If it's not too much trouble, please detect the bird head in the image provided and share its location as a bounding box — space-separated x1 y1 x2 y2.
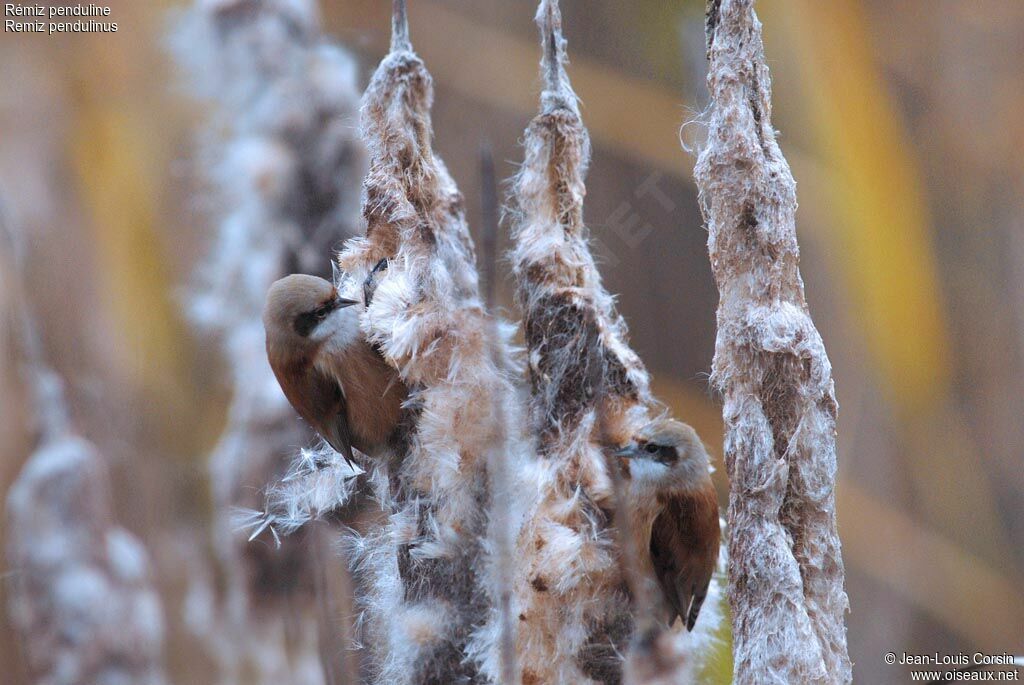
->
614 418 711 492
263 274 361 351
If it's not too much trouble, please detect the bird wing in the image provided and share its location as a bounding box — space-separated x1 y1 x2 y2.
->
304 367 356 465
272 357 356 465
649 487 720 631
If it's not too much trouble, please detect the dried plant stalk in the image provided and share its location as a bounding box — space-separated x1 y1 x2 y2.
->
7 431 169 685
335 3 520 682
694 1 852 683
477 145 519 685
3 220 167 685
509 3 664 683
173 1 365 682
508 4 726 683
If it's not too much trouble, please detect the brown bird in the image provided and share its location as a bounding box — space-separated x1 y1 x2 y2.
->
615 418 721 631
263 274 407 465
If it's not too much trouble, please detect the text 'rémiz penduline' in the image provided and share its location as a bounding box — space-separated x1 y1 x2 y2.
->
5 4 117 34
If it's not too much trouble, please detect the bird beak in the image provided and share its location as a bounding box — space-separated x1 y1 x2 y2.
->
614 443 641 459
335 296 360 309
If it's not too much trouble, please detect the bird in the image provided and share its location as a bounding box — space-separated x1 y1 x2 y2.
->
263 273 407 465
614 417 721 631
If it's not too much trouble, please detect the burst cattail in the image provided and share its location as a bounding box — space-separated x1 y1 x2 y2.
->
508 2 723 683
331 2 521 682
694 1 852 682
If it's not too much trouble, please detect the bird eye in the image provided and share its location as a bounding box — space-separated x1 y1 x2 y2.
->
294 302 335 337
644 443 660 454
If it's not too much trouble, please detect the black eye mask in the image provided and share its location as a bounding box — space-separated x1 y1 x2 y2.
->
642 442 678 465
657 445 679 464
294 300 340 337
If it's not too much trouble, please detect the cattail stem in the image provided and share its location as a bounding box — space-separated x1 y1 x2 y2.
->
538 0 562 94
484 324 519 685
480 161 516 685
479 143 499 310
391 0 410 53
590 351 658 634
14 299 71 442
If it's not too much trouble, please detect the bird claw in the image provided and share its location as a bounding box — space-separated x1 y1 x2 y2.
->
363 258 389 307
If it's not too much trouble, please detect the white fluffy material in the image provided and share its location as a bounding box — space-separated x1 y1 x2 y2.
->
236 445 364 541
333 17 523 683
6 435 168 685
506 3 725 683
694 1 852 683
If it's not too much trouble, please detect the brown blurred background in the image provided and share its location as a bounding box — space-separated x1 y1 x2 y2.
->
1 1 1022 683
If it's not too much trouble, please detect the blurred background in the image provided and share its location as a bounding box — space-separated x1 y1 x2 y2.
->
1 1 1022 683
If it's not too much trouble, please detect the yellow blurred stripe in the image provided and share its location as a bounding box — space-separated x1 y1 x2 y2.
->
70 94 187 401
771 0 1009 563
775 0 950 415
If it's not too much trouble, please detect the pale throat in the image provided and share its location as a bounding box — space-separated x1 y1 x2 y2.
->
315 306 362 357
630 454 710 494
625 462 665 512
